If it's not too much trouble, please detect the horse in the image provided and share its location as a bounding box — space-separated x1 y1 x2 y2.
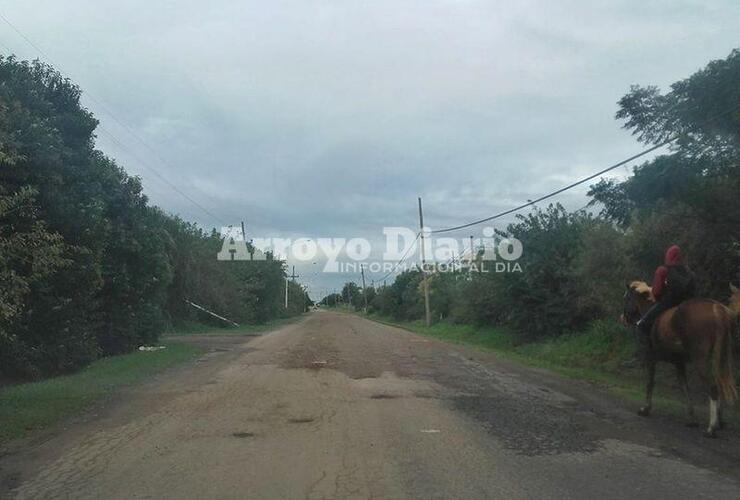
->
622 281 737 437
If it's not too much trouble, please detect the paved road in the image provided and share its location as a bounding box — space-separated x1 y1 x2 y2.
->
3 311 740 499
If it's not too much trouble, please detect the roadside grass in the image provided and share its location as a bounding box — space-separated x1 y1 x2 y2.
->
363 313 740 425
0 315 306 446
165 315 304 336
0 341 202 445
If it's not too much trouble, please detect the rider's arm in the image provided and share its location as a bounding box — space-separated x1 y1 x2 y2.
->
651 266 667 299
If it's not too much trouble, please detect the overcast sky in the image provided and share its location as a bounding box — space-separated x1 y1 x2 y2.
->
1 0 738 297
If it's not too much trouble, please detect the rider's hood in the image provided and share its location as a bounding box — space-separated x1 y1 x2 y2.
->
664 245 683 265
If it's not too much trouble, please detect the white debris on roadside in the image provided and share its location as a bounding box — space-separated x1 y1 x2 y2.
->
138 346 167 352
420 429 441 433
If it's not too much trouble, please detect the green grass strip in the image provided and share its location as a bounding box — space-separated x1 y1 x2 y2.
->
0 341 202 445
361 312 739 425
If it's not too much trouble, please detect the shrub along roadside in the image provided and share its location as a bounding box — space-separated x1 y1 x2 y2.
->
0 341 202 445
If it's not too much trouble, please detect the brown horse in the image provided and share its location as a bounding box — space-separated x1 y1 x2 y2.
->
622 281 737 437
730 284 740 317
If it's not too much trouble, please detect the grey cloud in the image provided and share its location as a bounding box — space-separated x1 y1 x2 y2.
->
2 0 738 296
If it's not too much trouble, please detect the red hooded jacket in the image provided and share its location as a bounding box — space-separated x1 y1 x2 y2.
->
651 245 683 300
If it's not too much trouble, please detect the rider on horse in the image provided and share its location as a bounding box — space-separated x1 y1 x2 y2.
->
636 244 697 341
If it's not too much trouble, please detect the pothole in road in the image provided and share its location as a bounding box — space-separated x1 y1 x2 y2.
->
452 394 601 456
370 394 399 399
232 432 255 438
288 417 315 424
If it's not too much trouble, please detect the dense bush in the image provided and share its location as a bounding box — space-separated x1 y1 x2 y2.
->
333 49 740 343
0 57 303 379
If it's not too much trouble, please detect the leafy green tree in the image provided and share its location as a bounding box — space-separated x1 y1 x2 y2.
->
591 48 740 297
1 56 106 375
0 186 70 376
341 282 361 309
0 56 305 378
321 293 342 307
362 286 376 310
373 50 739 344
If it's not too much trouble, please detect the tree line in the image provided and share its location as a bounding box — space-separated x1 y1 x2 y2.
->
0 56 307 379
328 49 740 342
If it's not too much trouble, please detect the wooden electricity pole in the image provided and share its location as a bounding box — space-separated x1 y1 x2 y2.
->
241 220 255 260
285 265 299 309
418 197 431 327
469 235 475 277
360 264 368 313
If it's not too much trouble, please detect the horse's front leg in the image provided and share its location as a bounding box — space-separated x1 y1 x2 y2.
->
676 362 697 427
638 356 656 417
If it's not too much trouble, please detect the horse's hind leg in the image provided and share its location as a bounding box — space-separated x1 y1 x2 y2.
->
705 385 720 438
638 356 656 417
695 357 720 437
676 362 697 427
718 402 726 430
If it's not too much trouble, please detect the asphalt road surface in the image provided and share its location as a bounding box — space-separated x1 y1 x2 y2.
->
2 311 740 499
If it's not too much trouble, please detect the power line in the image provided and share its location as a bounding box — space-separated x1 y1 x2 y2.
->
431 103 740 235
0 12 49 60
0 11 228 229
430 138 674 234
376 232 420 283
96 125 225 227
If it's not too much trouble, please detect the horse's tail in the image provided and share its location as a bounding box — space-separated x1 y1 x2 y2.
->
713 304 737 404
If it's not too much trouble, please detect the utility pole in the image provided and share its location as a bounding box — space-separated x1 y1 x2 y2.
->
285 265 299 309
469 235 475 277
241 220 255 260
241 220 253 261
418 197 431 327
360 264 368 313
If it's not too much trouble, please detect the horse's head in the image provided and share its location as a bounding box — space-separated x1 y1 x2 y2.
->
620 281 654 326
729 283 740 317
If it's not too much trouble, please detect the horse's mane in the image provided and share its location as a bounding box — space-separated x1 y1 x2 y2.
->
630 280 653 298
